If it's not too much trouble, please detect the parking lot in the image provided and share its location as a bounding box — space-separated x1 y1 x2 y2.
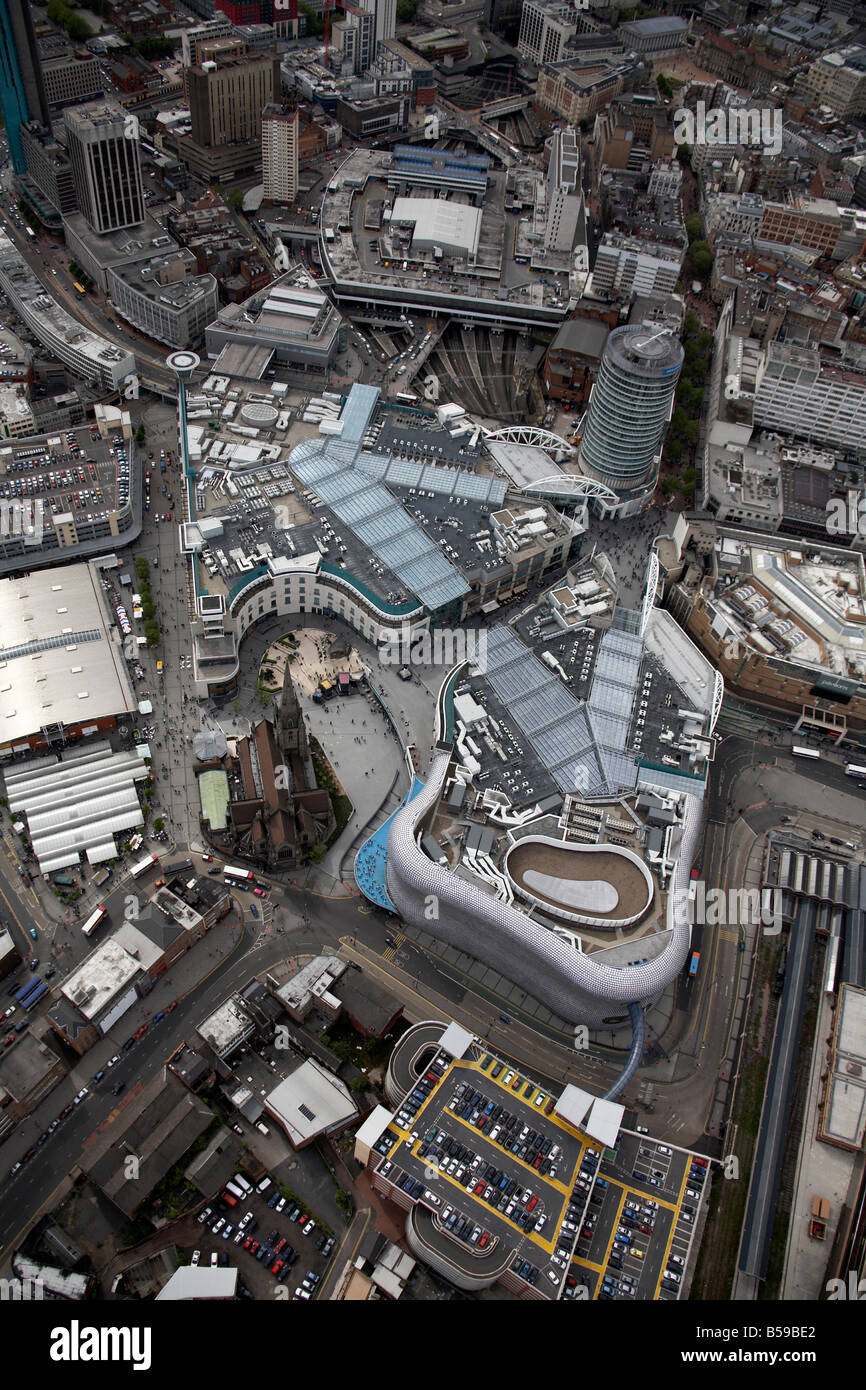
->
191 1167 336 1300
568 1132 707 1301
0 425 132 521
372 1043 709 1301
372 1049 603 1297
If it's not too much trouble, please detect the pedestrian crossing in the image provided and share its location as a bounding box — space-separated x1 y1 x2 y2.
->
383 931 406 963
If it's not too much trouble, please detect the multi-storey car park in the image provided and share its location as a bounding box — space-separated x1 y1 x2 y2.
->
317 146 585 329
0 232 137 395
355 1021 708 1300
0 421 141 573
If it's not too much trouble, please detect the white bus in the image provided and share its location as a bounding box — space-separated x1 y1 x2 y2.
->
395 391 418 404
792 746 820 760
81 906 107 938
130 853 159 879
224 865 254 883
845 764 866 778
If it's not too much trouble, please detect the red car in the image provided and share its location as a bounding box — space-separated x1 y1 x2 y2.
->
270 1260 284 1276
526 1196 538 1213
201 854 213 862
243 1236 255 1251
476 1115 487 1129
533 1154 543 1169
638 1223 652 1234
273 1238 287 1255
693 1157 708 1168
253 888 265 897
166 1001 177 1013
479 1233 490 1249
134 1025 148 1039
474 1181 485 1195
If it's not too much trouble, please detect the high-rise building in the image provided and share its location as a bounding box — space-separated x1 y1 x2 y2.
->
188 52 280 147
334 4 376 73
544 126 584 254
579 324 683 515
262 102 299 204
0 0 50 173
20 122 78 220
357 0 396 55
518 0 576 66
63 102 145 235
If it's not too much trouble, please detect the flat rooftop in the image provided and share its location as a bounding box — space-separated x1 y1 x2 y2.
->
0 562 138 744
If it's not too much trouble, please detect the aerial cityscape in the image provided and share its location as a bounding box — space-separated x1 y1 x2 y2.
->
0 0 865 1337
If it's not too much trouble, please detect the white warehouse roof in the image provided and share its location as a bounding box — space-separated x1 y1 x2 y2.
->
0 562 137 747
390 197 482 259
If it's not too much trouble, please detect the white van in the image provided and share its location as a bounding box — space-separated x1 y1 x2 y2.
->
256 1176 272 1195
256 1121 270 1136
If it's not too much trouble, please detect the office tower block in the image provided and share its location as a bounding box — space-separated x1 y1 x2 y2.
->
64 101 145 235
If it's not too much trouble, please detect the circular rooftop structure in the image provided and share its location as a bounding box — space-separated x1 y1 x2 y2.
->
504 836 653 929
240 401 279 426
166 350 201 379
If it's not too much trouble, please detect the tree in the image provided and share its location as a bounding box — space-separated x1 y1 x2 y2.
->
685 213 703 244
133 36 175 60
661 476 680 496
46 1 93 41
231 698 242 716
688 241 713 277
144 619 160 647
299 1 324 36
666 439 683 463
656 74 674 99
309 844 325 863
154 818 165 833
135 423 146 445
226 188 244 212
349 1075 367 1092
671 407 690 438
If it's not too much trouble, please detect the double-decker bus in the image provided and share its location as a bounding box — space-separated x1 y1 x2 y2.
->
81 906 107 938
130 853 158 879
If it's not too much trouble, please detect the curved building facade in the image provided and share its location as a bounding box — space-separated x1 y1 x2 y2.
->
579 325 683 515
385 747 704 1029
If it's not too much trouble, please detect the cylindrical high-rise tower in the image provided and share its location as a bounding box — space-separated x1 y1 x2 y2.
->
579 324 683 515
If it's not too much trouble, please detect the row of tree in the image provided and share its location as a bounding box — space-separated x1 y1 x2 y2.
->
134 556 161 647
